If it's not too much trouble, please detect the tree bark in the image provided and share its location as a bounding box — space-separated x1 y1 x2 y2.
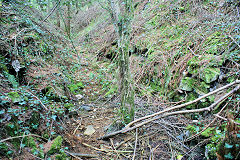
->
65 2 71 37
109 0 135 123
56 6 60 27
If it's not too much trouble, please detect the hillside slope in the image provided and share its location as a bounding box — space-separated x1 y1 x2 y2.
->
0 0 239 159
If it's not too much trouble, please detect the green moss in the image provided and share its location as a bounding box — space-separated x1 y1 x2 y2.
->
205 32 227 54
55 152 68 160
200 67 220 83
8 91 21 103
208 95 215 103
185 93 198 109
24 136 37 148
194 82 210 95
6 73 19 88
0 142 9 157
42 86 64 101
187 55 223 75
64 103 74 109
201 127 215 137
227 76 237 83
67 81 84 94
48 136 63 155
31 148 44 158
179 7 185 11
179 77 197 91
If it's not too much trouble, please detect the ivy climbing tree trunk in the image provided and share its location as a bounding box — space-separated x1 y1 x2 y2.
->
108 0 135 123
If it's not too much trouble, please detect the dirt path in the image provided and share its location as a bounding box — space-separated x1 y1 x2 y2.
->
64 105 120 159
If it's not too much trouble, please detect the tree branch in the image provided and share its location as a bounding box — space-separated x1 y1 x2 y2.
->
98 81 240 140
125 80 240 129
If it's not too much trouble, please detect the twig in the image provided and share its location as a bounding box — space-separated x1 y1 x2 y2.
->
29 153 44 160
82 142 133 153
185 102 229 142
41 0 61 23
98 82 240 140
115 137 134 149
228 34 240 49
0 134 47 143
64 150 82 160
110 138 121 159
27 90 48 110
132 128 138 160
168 138 174 160
183 138 210 158
214 114 240 125
187 46 199 57
185 84 240 141
65 150 97 159
126 80 240 129
73 118 82 135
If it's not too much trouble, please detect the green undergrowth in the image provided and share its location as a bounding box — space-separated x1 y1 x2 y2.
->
186 110 240 159
0 8 79 158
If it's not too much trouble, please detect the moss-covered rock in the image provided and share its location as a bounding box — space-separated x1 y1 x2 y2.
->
42 86 65 101
179 77 197 91
200 67 220 83
8 91 21 103
194 81 210 95
187 55 223 76
48 136 63 155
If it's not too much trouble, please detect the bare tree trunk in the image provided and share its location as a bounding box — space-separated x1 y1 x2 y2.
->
65 3 71 37
56 7 60 27
47 0 51 13
109 0 135 123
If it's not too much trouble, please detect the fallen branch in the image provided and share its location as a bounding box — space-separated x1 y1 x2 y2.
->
184 101 230 142
0 134 47 143
126 80 240 129
65 150 98 159
82 142 133 153
98 81 240 140
132 128 138 160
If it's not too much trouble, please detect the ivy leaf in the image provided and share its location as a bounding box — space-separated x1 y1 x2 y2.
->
237 134 240 138
20 143 26 148
51 115 57 120
224 152 233 159
225 143 233 149
0 110 5 114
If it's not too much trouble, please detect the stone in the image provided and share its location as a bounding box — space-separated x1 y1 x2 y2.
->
84 125 95 136
79 105 93 111
200 67 220 83
75 94 83 100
